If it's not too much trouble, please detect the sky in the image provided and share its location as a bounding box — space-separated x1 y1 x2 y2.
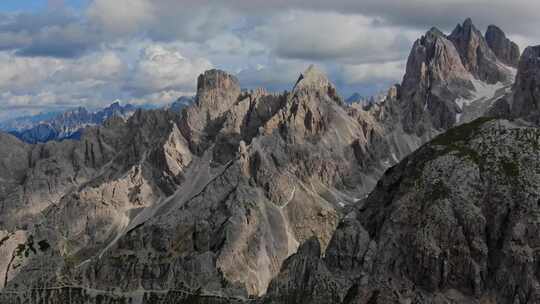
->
0 0 538 121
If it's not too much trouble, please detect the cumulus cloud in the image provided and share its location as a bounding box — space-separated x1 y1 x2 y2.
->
221 0 540 38
87 0 155 35
0 9 102 58
0 43 209 117
237 58 310 91
127 44 212 94
126 90 195 107
252 11 418 64
340 60 406 85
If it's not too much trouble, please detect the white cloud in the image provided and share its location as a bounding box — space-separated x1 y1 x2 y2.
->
0 43 212 117
2 0 540 120
251 10 419 65
87 0 155 35
237 58 310 91
128 44 212 94
126 90 195 107
341 60 406 85
0 54 63 93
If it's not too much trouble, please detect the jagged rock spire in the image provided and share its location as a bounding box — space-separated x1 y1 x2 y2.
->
485 25 521 67
293 64 332 94
511 45 540 120
195 69 241 120
400 25 472 134
448 18 509 83
179 69 241 153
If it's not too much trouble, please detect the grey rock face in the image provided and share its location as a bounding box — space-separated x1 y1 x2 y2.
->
511 46 540 121
266 118 540 304
485 24 521 68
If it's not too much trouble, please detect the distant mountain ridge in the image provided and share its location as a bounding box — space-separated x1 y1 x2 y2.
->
167 95 195 112
1 99 194 144
4 102 139 143
346 92 387 108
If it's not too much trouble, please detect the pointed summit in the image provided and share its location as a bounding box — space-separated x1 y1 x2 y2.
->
485 25 520 67
463 17 474 27
511 45 540 120
293 64 331 92
400 24 473 134
448 18 509 83
426 27 445 38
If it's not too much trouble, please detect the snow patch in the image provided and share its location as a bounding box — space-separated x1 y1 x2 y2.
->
455 78 506 110
280 186 296 209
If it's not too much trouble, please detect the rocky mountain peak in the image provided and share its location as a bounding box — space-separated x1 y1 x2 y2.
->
195 69 241 119
485 24 521 67
450 17 475 38
511 45 540 120
179 69 242 152
426 26 445 37
448 18 510 83
400 26 472 134
293 64 332 93
196 69 239 93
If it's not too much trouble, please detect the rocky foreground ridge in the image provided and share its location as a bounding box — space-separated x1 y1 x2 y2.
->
0 19 537 304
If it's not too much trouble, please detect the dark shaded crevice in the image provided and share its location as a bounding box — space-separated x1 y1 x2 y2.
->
3 249 17 288
183 157 239 207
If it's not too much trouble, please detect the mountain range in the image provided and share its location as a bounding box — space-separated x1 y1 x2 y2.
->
345 92 387 108
0 100 192 144
0 18 539 304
